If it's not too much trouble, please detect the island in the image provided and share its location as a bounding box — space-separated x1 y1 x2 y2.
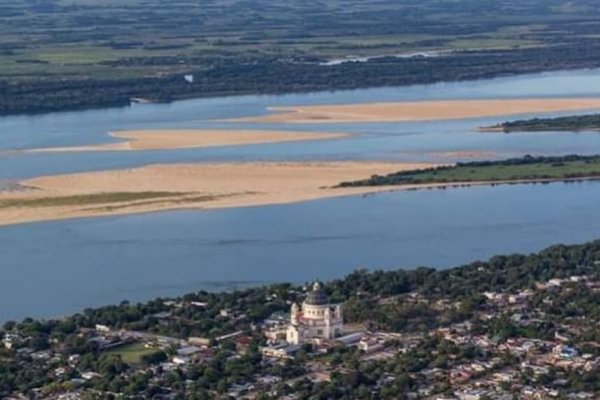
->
5 155 600 227
483 113 600 133
338 154 600 187
0 161 433 227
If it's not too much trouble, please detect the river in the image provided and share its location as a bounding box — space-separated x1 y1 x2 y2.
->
1 68 600 321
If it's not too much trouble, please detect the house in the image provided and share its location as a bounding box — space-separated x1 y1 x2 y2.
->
95 324 111 333
177 345 202 357
261 344 301 359
3 333 24 349
553 345 579 359
81 372 101 380
187 337 211 347
358 336 385 353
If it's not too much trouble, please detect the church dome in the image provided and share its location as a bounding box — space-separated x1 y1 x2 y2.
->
305 282 329 305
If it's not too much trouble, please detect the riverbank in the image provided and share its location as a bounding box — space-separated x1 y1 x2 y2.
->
23 129 348 153
238 98 600 124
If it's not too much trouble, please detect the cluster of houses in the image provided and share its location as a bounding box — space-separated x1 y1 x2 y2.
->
3 274 600 400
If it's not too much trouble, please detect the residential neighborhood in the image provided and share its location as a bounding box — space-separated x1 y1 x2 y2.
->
2 242 600 399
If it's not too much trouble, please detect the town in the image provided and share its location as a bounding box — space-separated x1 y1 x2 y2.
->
1 241 600 399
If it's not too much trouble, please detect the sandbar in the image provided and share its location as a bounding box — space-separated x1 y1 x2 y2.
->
25 129 348 153
0 162 435 226
424 151 499 159
236 98 600 123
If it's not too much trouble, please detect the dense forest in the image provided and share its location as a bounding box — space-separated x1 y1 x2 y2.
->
339 154 600 187
491 113 600 132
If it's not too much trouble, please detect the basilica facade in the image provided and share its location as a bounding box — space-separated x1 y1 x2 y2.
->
286 282 344 345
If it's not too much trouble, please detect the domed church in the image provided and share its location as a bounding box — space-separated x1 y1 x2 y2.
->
286 282 344 345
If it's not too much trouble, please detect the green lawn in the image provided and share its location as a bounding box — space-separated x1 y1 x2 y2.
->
105 342 158 364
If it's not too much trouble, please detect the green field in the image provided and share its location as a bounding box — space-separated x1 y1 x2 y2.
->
339 155 600 187
105 342 159 364
0 0 585 81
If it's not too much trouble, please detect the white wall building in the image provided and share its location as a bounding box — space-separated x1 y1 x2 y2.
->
286 282 343 345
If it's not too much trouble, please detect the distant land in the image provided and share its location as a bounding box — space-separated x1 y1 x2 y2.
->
5 0 600 115
338 155 600 187
484 114 600 133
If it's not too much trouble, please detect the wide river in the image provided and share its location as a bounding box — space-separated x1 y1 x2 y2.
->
2 69 600 321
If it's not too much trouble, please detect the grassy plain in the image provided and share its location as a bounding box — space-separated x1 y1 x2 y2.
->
105 343 158 364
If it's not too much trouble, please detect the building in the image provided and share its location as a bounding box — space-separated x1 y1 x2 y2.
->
261 343 301 359
286 282 343 345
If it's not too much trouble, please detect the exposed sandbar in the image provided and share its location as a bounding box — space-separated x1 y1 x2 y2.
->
25 129 347 153
237 98 600 123
0 162 435 226
424 151 499 159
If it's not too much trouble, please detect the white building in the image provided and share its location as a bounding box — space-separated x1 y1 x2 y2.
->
286 282 343 345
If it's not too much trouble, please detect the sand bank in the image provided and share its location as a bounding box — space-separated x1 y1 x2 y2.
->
25 129 347 153
425 151 499 159
0 162 435 226
237 98 600 123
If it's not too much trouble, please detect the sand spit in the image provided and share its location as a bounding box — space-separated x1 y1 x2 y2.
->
0 162 435 227
424 151 499 159
236 98 600 123
24 129 348 153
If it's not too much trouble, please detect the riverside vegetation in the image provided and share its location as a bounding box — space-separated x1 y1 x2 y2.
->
338 155 600 188
488 114 600 133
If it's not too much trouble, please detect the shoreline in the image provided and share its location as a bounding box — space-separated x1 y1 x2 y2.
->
479 126 600 133
235 98 600 124
6 65 600 118
21 129 348 153
1 162 599 227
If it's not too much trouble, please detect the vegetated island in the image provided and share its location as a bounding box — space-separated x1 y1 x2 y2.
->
0 161 433 227
483 113 600 133
338 154 600 187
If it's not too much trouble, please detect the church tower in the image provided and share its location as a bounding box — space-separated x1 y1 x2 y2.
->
285 281 344 345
